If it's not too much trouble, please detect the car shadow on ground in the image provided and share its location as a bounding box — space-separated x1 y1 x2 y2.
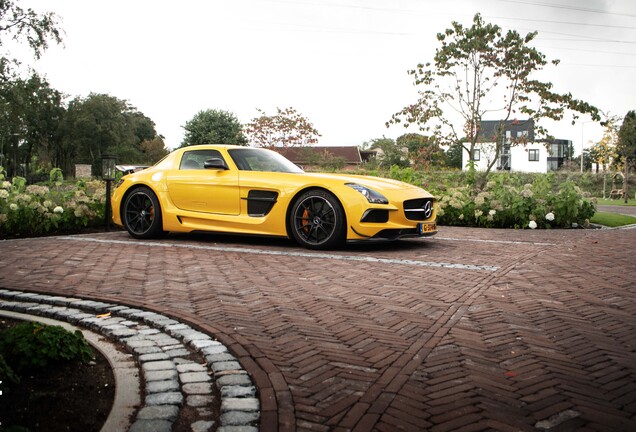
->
165 231 438 253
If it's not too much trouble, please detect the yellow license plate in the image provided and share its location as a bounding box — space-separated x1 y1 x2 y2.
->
418 222 436 234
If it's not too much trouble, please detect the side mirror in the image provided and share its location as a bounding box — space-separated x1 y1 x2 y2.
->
203 158 228 170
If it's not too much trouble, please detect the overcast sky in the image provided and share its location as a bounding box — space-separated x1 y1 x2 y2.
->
16 0 636 154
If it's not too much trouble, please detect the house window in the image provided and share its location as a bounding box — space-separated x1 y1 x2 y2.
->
528 149 539 161
472 149 480 161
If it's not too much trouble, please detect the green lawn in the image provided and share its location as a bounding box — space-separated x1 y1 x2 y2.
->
595 198 636 206
591 212 636 227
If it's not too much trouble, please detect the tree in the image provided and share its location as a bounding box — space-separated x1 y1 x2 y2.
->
589 117 619 173
246 107 320 148
180 109 247 147
617 111 636 203
396 133 445 169
445 142 464 169
0 72 64 177
364 137 410 168
0 0 62 81
140 137 169 164
58 93 158 176
388 13 599 187
572 152 593 173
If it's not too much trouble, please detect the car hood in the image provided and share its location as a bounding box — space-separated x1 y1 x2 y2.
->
302 172 431 194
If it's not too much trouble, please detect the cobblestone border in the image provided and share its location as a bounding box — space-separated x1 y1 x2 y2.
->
0 289 260 432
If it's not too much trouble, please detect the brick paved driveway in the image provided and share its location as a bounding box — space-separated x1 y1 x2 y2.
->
1 226 635 431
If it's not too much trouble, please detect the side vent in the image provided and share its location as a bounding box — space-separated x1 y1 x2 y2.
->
246 190 278 217
360 209 389 223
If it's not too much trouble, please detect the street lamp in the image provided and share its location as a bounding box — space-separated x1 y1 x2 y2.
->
101 154 117 231
580 121 595 173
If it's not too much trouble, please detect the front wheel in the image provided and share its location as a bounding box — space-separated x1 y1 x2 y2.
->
122 186 165 239
289 190 346 250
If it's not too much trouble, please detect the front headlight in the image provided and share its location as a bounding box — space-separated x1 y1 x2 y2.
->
345 183 388 204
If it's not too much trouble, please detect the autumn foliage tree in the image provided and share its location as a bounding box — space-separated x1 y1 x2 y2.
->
389 13 599 186
246 107 320 148
140 137 169 164
396 133 445 169
589 117 619 173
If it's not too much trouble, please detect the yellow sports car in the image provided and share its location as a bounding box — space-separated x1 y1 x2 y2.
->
111 145 437 249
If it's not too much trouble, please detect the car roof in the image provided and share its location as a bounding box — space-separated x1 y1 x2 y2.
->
178 144 250 150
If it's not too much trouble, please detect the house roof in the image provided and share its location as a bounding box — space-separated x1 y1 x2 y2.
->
479 119 535 142
275 146 363 164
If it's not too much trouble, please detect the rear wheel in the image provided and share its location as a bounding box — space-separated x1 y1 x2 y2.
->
122 186 165 239
289 189 346 250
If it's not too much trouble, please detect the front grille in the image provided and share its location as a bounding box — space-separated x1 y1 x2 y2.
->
403 198 434 221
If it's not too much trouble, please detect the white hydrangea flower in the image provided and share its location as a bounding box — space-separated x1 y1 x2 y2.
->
520 189 533 198
545 212 555 221
9 203 18 211
0 189 8 199
26 185 50 196
489 209 496 216
528 220 537 229
53 206 64 214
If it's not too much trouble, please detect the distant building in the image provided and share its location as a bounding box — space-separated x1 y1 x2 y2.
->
462 120 571 173
274 146 363 169
546 139 573 172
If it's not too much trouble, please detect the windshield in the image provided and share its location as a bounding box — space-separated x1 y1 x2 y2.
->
228 148 304 173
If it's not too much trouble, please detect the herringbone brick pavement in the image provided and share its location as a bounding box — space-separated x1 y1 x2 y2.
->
1 226 635 431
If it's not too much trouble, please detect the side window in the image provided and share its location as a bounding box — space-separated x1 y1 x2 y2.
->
528 149 539 161
179 150 224 170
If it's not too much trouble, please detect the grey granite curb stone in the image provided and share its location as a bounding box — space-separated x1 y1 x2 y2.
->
0 289 260 431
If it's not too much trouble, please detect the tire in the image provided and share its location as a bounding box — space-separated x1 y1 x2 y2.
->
122 186 165 239
289 189 346 250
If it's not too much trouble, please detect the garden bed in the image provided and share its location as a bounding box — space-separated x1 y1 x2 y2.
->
0 317 115 432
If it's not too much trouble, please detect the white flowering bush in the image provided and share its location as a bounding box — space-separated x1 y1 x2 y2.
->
0 167 106 238
436 173 595 229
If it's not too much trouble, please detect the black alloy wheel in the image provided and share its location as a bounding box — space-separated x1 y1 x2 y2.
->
122 186 164 239
290 189 345 250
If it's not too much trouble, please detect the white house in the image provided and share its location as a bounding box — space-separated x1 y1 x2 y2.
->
462 120 572 173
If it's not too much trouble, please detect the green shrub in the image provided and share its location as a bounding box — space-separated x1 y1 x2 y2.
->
0 322 93 372
0 353 20 392
0 167 106 238
352 166 597 229
436 173 595 228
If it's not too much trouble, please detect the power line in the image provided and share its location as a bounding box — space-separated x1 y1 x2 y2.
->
537 40 636 55
497 0 636 18
266 0 636 30
505 25 636 45
487 14 636 31
561 63 636 69
261 0 636 43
